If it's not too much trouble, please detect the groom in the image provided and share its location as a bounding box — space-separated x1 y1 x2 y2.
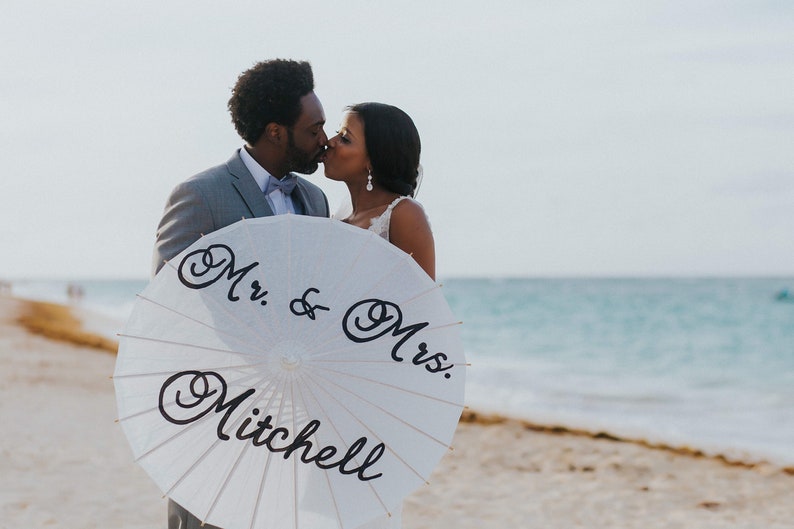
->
152 58 330 276
150 59 329 528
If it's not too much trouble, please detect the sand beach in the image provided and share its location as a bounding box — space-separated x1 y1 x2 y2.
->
1 295 792 529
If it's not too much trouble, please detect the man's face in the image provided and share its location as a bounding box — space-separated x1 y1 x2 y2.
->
285 92 327 174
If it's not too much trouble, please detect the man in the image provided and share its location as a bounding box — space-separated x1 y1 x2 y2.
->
150 59 329 529
152 59 329 276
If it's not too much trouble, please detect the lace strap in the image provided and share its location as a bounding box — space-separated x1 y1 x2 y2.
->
368 196 411 241
386 196 410 211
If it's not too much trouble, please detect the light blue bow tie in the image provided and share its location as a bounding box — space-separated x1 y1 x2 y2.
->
265 174 298 195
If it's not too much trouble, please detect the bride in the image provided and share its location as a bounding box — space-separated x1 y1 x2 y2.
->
322 102 434 528
322 102 435 281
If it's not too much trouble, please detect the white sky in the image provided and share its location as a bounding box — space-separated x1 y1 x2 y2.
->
2 0 793 279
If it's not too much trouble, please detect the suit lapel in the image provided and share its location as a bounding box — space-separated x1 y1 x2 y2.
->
293 180 313 216
226 151 274 217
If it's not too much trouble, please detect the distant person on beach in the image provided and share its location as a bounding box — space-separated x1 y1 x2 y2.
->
324 102 434 280
66 283 84 302
151 59 330 276
150 58 329 529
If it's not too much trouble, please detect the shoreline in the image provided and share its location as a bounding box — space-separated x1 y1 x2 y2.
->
7 294 794 476
459 409 794 476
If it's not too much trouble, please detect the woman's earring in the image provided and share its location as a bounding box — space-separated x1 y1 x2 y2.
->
366 172 373 192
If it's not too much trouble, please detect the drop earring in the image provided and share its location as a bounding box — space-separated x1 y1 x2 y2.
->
366 172 373 192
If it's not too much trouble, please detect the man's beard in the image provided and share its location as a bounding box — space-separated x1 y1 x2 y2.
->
285 128 319 175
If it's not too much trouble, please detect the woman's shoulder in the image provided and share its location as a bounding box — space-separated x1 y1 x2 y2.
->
389 196 431 229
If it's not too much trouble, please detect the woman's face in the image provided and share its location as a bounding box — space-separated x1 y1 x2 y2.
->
323 112 369 184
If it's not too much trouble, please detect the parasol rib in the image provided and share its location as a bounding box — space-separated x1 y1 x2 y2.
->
293 369 392 524
133 293 268 357
245 372 291 529
192 374 283 525
240 218 287 340
298 358 464 407
301 369 431 484
307 368 457 451
248 368 294 529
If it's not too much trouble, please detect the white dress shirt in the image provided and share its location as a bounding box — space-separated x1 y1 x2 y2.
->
238 147 297 215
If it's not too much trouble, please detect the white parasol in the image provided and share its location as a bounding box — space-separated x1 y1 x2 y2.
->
113 215 465 529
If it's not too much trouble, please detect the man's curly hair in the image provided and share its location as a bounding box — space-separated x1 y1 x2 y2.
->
228 59 315 145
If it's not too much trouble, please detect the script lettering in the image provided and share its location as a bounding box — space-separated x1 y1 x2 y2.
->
290 288 330 320
177 244 268 305
159 371 384 481
342 299 454 378
413 342 454 379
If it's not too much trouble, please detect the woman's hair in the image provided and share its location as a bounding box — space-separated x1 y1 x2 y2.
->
228 59 314 145
348 102 421 197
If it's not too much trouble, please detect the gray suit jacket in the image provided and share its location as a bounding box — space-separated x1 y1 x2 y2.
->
152 150 330 275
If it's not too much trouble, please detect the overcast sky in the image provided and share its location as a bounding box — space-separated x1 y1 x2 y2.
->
2 1 793 279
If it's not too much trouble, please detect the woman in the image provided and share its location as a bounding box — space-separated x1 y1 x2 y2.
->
323 102 435 280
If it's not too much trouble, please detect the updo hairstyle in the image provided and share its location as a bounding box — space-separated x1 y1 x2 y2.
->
347 102 421 197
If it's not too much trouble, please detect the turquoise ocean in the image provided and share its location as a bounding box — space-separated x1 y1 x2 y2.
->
10 277 794 466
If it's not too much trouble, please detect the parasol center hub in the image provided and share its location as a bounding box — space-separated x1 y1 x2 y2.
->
271 340 306 371
280 353 302 370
